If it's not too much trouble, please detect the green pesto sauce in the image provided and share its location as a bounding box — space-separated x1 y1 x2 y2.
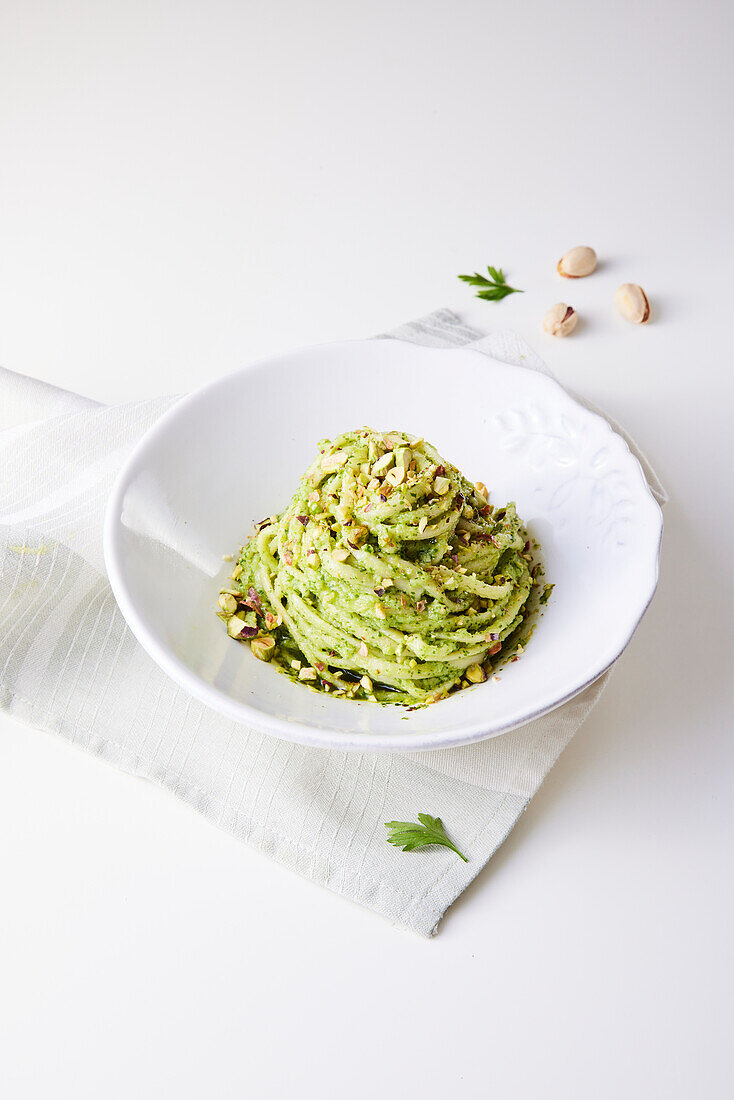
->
218 427 549 707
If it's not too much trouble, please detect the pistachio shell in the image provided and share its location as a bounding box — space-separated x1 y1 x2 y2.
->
615 283 650 324
543 303 578 337
557 246 597 278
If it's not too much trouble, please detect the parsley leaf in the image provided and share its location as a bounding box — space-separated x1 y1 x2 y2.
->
458 265 523 301
385 813 468 861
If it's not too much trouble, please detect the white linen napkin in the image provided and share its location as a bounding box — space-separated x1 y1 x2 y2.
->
0 310 666 936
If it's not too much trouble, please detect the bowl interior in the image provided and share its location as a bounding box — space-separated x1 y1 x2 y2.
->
104 339 662 750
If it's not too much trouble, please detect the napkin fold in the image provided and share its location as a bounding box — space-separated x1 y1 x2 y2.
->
0 311 665 935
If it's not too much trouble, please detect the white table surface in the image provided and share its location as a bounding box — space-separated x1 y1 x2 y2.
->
1 2 733 1097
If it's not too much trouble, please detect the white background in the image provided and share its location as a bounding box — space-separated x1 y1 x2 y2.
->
1 1 733 1097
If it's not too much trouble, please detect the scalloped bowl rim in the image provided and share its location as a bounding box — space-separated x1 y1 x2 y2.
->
103 339 663 752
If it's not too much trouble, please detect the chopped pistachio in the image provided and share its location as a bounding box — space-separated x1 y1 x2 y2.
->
372 451 395 476
374 604 387 620
433 475 450 496
332 547 350 563
475 481 489 502
322 450 348 472
290 659 302 670
227 616 248 638
360 674 373 692
465 663 487 684
333 503 353 524
395 446 412 470
251 636 275 661
462 505 474 519
299 667 318 681
347 525 368 548
218 592 238 615
418 516 428 534
385 466 405 487
358 641 369 658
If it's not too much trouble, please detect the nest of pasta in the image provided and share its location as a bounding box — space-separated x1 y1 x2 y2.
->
217 428 539 706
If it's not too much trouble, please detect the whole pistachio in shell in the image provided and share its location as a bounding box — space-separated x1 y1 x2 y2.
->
543 303 578 337
557 246 597 278
615 283 651 324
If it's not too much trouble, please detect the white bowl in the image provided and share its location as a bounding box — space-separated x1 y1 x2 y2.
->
104 339 662 752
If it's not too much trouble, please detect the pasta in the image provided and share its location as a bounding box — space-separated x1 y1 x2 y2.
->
217 428 539 706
